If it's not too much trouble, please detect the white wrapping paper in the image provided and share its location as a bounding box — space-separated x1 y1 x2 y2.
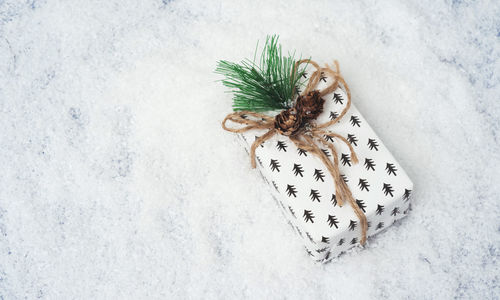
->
237 70 414 263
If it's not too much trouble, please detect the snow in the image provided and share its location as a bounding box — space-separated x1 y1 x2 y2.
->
0 0 499 298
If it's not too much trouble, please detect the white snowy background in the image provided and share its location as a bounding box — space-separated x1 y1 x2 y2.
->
0 0 499 298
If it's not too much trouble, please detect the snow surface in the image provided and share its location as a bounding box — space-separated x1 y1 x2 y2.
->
0 0 499 299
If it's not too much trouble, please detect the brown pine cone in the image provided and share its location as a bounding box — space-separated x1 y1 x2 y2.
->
274 107 303 136
296 90 325 120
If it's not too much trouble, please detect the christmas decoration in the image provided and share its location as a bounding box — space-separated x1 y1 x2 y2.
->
217 36 413 262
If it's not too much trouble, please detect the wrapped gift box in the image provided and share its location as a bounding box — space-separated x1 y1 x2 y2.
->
236 71 414 263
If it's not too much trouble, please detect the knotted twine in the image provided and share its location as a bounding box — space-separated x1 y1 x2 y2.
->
222 60 368 245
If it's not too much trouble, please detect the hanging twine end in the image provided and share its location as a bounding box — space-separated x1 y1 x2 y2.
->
336 192 345 207
351 152 359 164
250 156 257 169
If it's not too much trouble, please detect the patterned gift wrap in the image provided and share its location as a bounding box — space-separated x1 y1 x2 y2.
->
236 71 414 263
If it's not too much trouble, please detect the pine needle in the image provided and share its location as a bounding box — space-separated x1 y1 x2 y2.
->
215 35 308 112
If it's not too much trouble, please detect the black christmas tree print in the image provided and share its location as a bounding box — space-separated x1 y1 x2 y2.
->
324 135 335 143
341 153 351 166
303 210 315 223
321 236 330 243
320 72 327 82
333 92 344 104
404 206 410 215
350 115 361 127
256 155 263 167
327 215 339 228
297 148 307 156
331 194 337 206
316 247 328 253
367 138 379 151
337 238 345 246
356 199 367 213
293 163 304 177
347 134 358 146
364 158 376 171
340 174 349 183
270 159 281 172
376 222 384 230
382 183 394 197
286 184 297 197
314 169 325 182
358 178 370 192
306 232 315 243
305 248 314 257
301 71 308 78
391 207 400 216
385 163 397 176
321 148 331 157
376 204 385 215
295 85 301 95
324 251 331 261
350 238 358 245
288 206 296 218
329 111 339 120
310 189 321 202
272 181 279 192
403 189 412 202
276 140 287 152
254 136 264 147
348 220 357 231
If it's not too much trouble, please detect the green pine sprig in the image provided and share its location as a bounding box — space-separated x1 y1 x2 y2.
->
215 35 308 112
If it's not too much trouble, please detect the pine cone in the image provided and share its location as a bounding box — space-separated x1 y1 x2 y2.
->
296 90 325 120
274 107 303 136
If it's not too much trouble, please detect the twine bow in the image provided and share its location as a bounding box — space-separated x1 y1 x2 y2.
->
222 60 368 245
